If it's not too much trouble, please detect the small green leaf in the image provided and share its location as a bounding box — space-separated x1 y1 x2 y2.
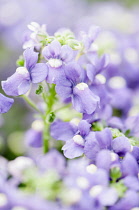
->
36 85 43 95
48 112 56 123
124 129 131 136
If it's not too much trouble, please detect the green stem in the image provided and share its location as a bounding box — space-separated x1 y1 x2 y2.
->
43 120 50 153
21 95 42 115
42 84 56 153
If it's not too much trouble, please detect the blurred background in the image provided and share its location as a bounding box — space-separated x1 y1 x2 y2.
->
0 0 139 159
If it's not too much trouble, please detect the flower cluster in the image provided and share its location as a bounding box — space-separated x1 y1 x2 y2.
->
0 22 139 209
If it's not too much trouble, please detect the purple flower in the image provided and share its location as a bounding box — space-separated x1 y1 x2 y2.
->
51 119 91 159
0 93 14 113
55 62 100 114
2 48 48 96
42 40 74 83
62 120 91 159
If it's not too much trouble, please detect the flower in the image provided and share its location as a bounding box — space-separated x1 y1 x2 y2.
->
2 48 48 96
55 62 100 114
42 40 74 83
51 119 91 159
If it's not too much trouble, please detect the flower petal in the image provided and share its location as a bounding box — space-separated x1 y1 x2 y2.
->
73 85 100 114
62 139 84 159
84 132 100 160
50 120 75 141
78 120 91 137
0 94 14 113
30 63 48 83
95 128 112 150
112 136 131 156
42 40 61 60
2 71 30 96
23 48 38 70
61 45 74 63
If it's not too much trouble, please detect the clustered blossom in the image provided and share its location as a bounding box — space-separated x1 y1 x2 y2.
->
0 22 139 209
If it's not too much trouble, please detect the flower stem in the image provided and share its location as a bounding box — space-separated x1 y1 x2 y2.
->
42 84 56 153
21 95 42 115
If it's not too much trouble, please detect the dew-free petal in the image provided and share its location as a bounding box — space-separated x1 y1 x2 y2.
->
0 94 14 113
30 63 48 83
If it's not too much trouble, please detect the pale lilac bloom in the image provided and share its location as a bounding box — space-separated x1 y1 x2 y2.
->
2 48 48 96
42 40 74 83
0 93 14 113
62 120 91 159
55 62 100 114
51 119 91 159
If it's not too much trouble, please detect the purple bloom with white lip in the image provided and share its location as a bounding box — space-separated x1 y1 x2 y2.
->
2 48 48 96
62 120 91 159
56 62 100 114
0 93 14 113
42 40 74 83
51 119 91 159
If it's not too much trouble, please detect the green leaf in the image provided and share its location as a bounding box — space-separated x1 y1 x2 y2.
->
48 112 56 123
36 85 43 95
